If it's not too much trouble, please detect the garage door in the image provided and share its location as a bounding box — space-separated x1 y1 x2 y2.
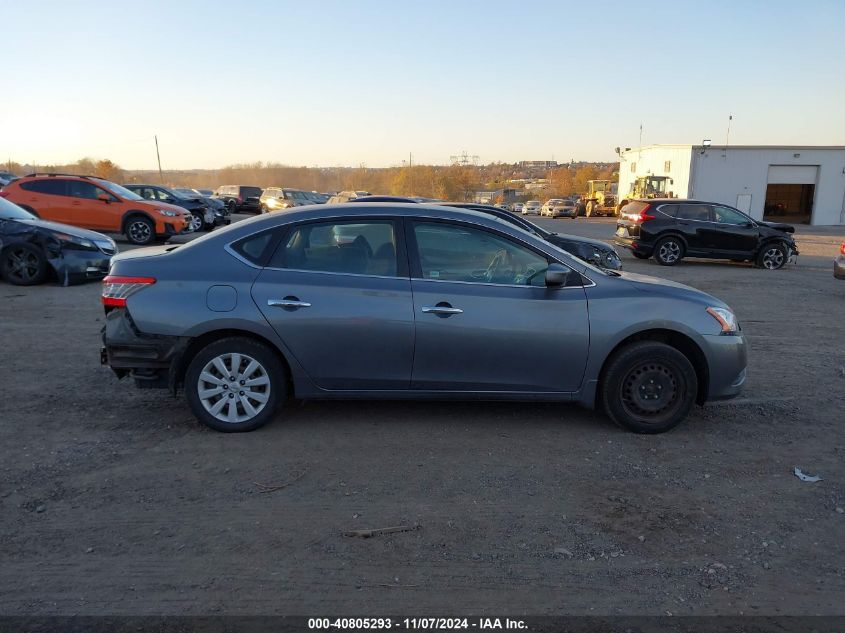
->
767 165 818 184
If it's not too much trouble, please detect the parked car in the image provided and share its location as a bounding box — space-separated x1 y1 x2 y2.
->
124 184 221 233
512 203 524 214
1 174 191 245
213 185 263 214
260 188 314 212
835 242 845 280
197 189 214 197
522 200 541 215
0 196 116 286
0 171 19 186
440 203 623 271
101 203 745 434
351 198 623 271
541 199 578 218
614 199 799 269
173 188 231 227
326 191 371 204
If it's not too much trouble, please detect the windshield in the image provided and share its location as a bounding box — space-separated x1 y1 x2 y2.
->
0 197 37 220
92 178 144 201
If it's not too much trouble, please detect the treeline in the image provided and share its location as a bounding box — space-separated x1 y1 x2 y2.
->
4 158 618 200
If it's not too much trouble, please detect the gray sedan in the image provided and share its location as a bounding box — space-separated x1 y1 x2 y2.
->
101 203 747 434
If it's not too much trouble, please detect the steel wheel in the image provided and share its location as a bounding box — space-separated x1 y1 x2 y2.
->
759 244 786 270
126 218 154 245
197 352 271 424
620 361 681 422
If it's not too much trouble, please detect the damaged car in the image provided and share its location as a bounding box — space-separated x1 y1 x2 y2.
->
0 197 116 286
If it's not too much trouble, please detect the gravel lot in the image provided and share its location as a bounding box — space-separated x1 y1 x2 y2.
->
1 215 843 616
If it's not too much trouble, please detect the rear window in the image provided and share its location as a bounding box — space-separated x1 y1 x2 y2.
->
620 201 650 215
241 187 262 198
20 179 68 195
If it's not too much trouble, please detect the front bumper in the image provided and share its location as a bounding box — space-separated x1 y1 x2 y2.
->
835 254 845 279
702 333 747 402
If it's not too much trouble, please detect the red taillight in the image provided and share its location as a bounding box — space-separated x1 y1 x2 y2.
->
101 275 156 308
637 204 655 222
841 243 845 256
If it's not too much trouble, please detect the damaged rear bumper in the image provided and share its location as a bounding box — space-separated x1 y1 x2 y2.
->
101 308 187 389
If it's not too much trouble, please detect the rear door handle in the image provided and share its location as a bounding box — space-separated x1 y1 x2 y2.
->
268 298 311 309
421 305 463 316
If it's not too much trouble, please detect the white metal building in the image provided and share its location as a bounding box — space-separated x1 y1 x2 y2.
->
617 145 845 225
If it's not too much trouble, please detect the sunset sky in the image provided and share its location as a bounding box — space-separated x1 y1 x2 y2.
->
3 0 844 170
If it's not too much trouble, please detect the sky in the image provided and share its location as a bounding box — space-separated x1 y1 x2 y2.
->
2 0 844 170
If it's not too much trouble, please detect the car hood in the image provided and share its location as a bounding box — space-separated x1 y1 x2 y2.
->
548 232 614 251
618 270 727 307
16 218 112 241
137 200 191 215
757 220 795 234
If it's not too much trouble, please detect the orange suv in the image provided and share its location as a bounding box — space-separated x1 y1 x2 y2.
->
0 174 192 245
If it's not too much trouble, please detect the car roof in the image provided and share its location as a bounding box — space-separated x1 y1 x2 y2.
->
630 198 706 204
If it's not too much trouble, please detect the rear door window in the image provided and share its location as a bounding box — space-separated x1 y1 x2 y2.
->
676 205 713 222
271 220 400 277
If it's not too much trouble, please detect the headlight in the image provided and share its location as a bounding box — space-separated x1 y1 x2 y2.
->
706 306 739 334
55 232 95 249
156 208 179 217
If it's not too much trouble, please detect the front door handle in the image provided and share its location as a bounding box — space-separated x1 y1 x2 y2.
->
421 304 463 316
268 298 311 309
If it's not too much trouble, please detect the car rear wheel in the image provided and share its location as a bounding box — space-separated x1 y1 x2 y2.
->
654 236 684 266
600 341 698 434
125 216 155 245
1 243 48 286
185 337 287 432
756 243 788 270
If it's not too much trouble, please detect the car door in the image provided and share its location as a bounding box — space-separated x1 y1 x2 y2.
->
673 204 713 254
709 205 760 257
65 180 113 229
251 218 415 390
407 220 590 392
19 179 68 222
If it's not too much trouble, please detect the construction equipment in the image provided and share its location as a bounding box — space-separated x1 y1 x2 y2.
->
580 180 618 217
617 176 674 213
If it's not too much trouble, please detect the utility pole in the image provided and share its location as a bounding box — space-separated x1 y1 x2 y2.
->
726 115 733 147
154 136 163 183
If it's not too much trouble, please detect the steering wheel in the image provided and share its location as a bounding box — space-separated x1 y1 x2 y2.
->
485 249 508 283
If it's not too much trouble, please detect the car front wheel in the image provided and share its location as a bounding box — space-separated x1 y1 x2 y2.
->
600 341 698 434
188 212 204 233
654 236 684 266
125 217 155 246
1 243 48 285
757 243 788 270
184 337 287 432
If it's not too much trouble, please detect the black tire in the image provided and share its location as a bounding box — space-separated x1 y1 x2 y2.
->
600 341 698 434
227 200 238 214
756 242 788 270
124 216 156 246
632 251 651 259
184 337 287 432
1 243 49 286
653 235 684 266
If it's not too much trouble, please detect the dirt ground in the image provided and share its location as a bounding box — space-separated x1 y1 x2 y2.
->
1 217 843 616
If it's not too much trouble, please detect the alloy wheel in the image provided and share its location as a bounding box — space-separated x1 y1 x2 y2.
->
188 213 203 232
761 247 785 269
658 240 681 263
128 220 152 244
197 353 271 423
5 248 40 283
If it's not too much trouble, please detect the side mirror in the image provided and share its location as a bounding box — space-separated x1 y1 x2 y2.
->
545 263 570 287
98 195 111 204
